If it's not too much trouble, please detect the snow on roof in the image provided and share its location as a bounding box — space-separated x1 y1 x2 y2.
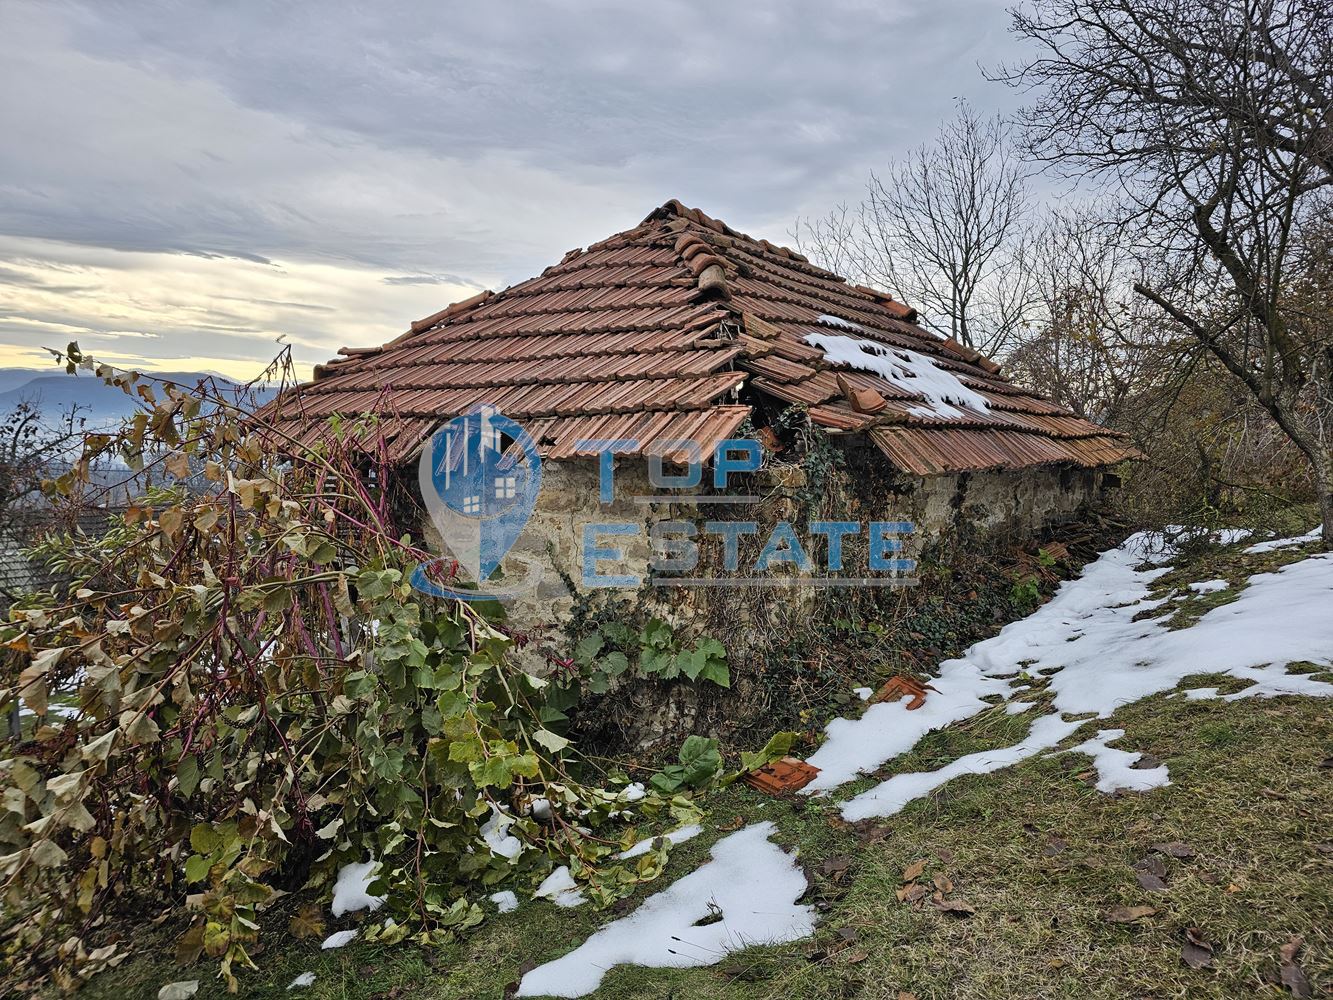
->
805 330 992 419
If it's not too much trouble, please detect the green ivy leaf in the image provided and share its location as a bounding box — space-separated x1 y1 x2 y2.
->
532 729 571 753
184 854 211 884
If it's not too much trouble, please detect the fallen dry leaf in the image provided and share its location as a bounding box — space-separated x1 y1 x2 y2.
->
901 858 928 882
1131 753 1164 770
934 847 955 864
897 884 928 904
1136 871 1168 891
819 856 853 878
1152 841 1196 859
1279 935 1312 999
843 949 870 965
932 873 954 895
1107 905 1157 923
1181 927 1215 969
933 899 976 917
898 993 919 1000
1044 835 1069 857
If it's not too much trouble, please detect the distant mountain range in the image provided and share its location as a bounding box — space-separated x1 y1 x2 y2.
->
0 368 278 430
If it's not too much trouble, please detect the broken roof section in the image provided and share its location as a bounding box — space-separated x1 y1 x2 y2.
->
258 199 1139 475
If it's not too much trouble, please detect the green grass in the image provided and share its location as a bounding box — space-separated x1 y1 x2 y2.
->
80 692 1331 1000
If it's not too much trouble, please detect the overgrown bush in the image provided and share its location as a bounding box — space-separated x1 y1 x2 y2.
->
0 351 687 993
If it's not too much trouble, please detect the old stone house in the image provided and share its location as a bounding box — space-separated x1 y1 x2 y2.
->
261 200 1138 731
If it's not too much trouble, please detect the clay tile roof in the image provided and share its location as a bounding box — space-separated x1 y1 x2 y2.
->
258 200 1140 473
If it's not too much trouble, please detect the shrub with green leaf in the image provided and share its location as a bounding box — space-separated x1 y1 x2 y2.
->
0 349 682 993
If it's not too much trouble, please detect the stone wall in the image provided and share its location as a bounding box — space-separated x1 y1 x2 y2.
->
417 447 1103 685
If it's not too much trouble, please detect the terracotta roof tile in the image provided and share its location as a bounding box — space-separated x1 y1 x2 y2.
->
259 199 1139 472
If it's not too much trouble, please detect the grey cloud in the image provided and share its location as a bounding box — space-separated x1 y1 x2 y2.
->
2 0 1027 272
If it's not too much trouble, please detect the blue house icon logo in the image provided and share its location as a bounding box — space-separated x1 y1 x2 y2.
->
412 405 543 600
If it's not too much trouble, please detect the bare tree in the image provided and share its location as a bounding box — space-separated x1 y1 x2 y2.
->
1006 208 1183 426
997 0 1333 543
794 103 1033 355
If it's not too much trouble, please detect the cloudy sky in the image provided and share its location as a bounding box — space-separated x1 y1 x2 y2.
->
0 0 1026 381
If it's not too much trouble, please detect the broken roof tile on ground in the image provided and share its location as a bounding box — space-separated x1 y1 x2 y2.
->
258 199 1140 473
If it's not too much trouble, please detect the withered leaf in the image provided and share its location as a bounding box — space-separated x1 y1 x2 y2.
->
901 858 928 882
1279 935 1311 999
819 856 853 877
932 899 976 917
1136 871 1168 892
1134 856 1168 879
288 903 326 940
843 949 870 964
1131 753 1164 770
897 883 928 904
1181 927 1214 969
1152 841 1196 859
174 923 205 966
1107 905 1157 923
932 872 954 895
934 847 955 864
1044 835 1068 857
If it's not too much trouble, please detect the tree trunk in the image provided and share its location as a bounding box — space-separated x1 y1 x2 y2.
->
1316 446 1333 550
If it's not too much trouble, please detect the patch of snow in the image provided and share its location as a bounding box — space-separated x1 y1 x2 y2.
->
320 929 357 949
804 332 990 419
959 540 1333 718
288 972 316 989
804 662 1009 793
157 983 199 1000
842 714 1086 821
1004 701 1035 715
617 824 704 860
1183 687 1219 700
490 890 519 913
534 866 586 908
528 797 553 821
1243 526 1321 554
1188 579 1229 594
1214 527 1253 544
517 822 815 998
1063 729 1171 793
816 313 866 333
480 805 523 860
331 860 384 917
852 686 873 701
621 782 646 802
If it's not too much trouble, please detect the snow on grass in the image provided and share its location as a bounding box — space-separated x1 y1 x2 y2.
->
490 890 519 913
1243 526 1321 554
621 782 646 802
1184 687 1219 700
853 686 873 701
833 538 1333 819
842 714 1086 821
804 662 1009 792
320 929 357 949
288 972 316 989
517 822 814 998
533 866 586 908
617 824 704 860
1004 701 1035 715
1188 579 1229 594
1062 729 1171 794
330 860 384 917
804 331 990 419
